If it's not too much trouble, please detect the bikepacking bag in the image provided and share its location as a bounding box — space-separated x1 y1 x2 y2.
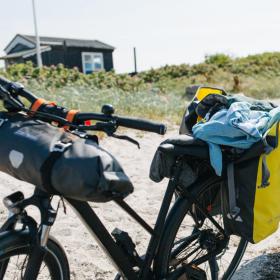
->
179 85 227 135
178 86 280 243
0 112 133 202
149 135 199 186
179 85 276 135
222 122 280 243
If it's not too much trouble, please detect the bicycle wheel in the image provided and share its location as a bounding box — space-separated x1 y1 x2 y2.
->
154 179 248 280
0 235 70 279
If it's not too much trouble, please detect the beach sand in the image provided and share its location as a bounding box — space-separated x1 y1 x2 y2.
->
0 127 279 279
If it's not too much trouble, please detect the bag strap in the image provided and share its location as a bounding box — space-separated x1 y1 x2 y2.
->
29 98 57 116
259 155 270 188
258 126 278 188
30 98 46 112
63 109 79 130
226 162 242 221
40 137 73 194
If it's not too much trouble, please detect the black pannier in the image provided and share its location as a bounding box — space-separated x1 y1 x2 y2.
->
0 112 133 202
221 126 280 243
177 85 280 243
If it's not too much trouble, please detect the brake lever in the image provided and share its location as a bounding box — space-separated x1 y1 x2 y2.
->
0 85 10 101
111 134 140 149
75 121 140 148
0 85 24 110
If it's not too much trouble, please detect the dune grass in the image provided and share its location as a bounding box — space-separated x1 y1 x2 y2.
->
1 52 280 123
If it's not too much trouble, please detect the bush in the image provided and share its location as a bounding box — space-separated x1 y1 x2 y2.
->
1 51 280 122
205 54 232 67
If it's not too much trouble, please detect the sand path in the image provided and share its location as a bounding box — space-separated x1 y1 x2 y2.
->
0 127 279 279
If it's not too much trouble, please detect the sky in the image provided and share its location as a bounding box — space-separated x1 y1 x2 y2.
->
1 0 280 73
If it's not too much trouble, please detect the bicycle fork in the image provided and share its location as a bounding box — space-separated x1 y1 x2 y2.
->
23 207 57 280
1 190 58 280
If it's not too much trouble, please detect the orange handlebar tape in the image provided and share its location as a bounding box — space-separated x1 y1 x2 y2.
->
30 98 46 113
64 109 79 130
66 109 79 123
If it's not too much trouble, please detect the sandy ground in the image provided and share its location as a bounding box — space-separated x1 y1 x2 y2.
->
0 126 280 279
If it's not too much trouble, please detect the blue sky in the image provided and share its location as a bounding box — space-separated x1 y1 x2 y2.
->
1 0 280 73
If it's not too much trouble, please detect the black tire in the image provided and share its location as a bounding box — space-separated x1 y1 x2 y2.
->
154 179 248 280
0 235 70 279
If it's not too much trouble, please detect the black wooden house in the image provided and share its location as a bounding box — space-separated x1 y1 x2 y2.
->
1 34 115 73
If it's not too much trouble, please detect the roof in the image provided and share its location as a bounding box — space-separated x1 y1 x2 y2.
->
11 34 115 50
0 46 51 59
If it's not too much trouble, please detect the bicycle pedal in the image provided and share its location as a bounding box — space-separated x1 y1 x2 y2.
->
181 264 207 280
111 228 142 266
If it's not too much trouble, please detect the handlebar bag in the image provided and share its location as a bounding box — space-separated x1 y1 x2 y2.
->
0 112 133 202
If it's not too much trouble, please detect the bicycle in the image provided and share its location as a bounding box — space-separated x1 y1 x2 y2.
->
0 77 247 279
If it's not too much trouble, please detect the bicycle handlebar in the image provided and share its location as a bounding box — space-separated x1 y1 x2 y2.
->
115 116 166 135
75 113 166 135
0 77 167 135
0 76 11 87
0 77 37 104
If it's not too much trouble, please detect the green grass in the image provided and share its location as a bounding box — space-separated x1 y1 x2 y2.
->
1 52 280 123
24 84 186 124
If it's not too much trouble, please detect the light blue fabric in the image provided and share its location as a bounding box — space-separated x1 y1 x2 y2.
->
192 102 280 176
267 106 280 128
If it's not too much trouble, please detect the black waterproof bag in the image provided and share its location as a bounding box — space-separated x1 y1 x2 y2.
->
0 112 133 202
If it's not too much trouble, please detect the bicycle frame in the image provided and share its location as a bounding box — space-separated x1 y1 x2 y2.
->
0 160 225 280
66 161 183 280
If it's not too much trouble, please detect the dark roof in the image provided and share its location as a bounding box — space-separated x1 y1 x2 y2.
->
0 46 51 60
21 34 115 50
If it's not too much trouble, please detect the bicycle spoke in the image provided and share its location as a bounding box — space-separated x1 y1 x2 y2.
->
13 255 20 280
20 256 28 278
1 254 53 280
39 262 47 275
172 233 200 259
162 182 247 280
175 241 198 260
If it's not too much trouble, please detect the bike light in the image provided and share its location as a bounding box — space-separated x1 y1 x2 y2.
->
84 120 91 126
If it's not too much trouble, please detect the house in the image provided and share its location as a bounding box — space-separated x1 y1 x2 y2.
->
0 34 115 73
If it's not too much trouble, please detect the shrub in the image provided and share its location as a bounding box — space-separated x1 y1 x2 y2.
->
205 53 232 67
1 51 280 122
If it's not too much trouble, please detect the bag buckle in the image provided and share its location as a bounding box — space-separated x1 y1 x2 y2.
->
227 207 243 222
52 141 72 152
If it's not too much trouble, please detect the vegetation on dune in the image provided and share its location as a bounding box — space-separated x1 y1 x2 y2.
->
1 52 280 123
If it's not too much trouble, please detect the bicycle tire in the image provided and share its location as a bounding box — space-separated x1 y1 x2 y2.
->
0 234 70 280
154 179 248 280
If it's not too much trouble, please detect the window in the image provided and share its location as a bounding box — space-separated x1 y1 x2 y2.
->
82 52 104 74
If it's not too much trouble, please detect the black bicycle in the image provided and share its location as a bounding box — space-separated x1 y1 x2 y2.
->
0 77 247 280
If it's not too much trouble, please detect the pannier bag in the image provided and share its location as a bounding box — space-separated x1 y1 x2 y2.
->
178 86 280 243
179 86 227 135
222 121 280 243
149 135 199 186
0 112 133 202
179 85 276 135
